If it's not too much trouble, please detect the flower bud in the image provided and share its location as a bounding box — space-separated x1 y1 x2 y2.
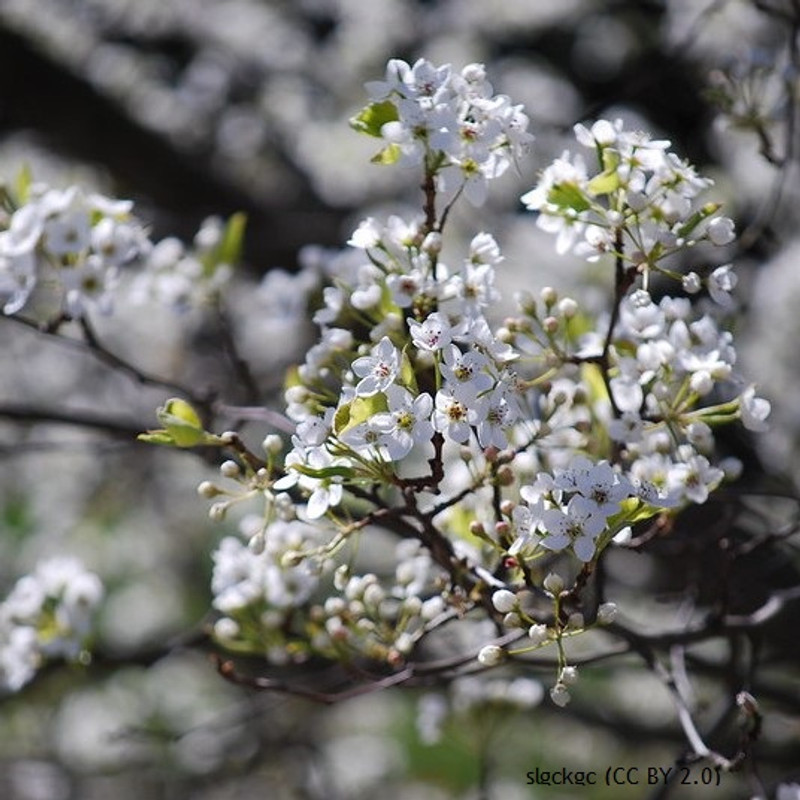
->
543 573 564 595
543 316 559 334
281 550 304 567
540 286 557 307
682 271 702 294
492 589 517 614
220 460 240 479
197 481 220 498
477 644 505 666
422 231 443 254
333 564 349 591
262 434 283 455
213 618 240 641
550 683 571 707
528 623 548 645
561 665 579 685
567 612 584 630
496 465 514 486
248 531 266 555
558 297 578 318
597 602 618 624
469 520 486 537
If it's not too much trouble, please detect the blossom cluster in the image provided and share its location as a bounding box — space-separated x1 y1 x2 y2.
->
0 557 103 692
522 118 735 277
0 58 768 714
356 58 533 205
211 518 450 665
0 180 240 322
0 182 151 318
191 63 771 691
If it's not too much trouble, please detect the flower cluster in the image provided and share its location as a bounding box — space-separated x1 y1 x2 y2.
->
355 58 533 205
128 215 237 312
522 118 735 280
180 60 769 706
0 182 150 318
509 457 665 562
0 557 103 692
211 525 450 666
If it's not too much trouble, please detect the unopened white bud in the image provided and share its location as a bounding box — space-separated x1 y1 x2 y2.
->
220 460 240 479
421 596 445 620
281 550 304 568
274 492 296 520
262 434 283 455
558 297 578 318
492 589 517 614
213 618 240 641
248 531 266 554
682 271 702 294
208 501 228 521
597 602 618 624
333 564 349 591
543 573 564 595
719 456 743 481
285 386 308 404
540 286 557 306
197 481 220 499
528 623 548 645
477 645 505 666
503 612 521 628
690 370 714 396
567 612 585 630
403 596 423 616
422 231 443 254
363 583 385 607
561 665 579 685
707 216 735 246
550 683 571 707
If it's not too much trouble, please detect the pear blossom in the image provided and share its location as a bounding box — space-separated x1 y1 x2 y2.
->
351 336 400 396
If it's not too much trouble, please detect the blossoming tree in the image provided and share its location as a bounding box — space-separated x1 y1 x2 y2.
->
0 44 796 800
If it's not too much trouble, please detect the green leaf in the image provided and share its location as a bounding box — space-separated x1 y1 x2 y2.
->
587 169 620 195
15 165 32 204
677 203 719 239
200 212 246 278
580 363 609 404
155 398 208 447
547 182 591 212
137 431 177 446
334 394 389 436
398 347 419 393
215 212 247 270
350 100 399 138
292 464 355 480
370 143 402 165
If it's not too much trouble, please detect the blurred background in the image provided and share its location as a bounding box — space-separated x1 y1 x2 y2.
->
0 1 799 798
